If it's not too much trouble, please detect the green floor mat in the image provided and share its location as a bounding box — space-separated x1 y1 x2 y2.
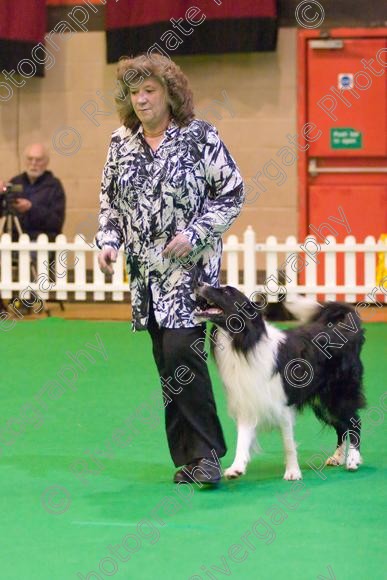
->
1 319 386 579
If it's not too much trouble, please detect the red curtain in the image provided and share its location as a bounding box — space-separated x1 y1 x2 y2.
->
105 0 278 62
0 0 46 77
0 0 277 82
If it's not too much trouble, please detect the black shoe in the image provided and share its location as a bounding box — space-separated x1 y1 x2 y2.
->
195 458 222 484
173 458 222 484
173 462 197 484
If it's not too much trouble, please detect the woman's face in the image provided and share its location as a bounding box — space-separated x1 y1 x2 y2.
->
130 77 170 128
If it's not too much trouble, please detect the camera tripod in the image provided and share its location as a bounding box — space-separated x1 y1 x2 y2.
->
0 210 51 316
0 208 24 237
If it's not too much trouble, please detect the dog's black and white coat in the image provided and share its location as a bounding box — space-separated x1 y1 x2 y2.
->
195 285 366 480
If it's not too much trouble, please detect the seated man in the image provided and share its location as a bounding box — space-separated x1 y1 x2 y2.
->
7 143 66 241
0 143 66 313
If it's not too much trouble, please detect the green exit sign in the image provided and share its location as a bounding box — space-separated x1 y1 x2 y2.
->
331 128 362 149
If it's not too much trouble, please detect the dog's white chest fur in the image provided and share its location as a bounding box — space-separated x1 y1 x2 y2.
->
213 324 287 428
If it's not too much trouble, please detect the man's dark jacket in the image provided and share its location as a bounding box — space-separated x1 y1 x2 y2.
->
10 171 65 240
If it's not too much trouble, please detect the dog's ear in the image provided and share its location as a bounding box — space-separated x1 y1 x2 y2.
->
245 300 262 318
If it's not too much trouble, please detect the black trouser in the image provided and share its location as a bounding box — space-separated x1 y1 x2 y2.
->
147 302 227 467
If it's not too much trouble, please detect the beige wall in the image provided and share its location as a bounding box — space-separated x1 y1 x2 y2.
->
0 28 297 242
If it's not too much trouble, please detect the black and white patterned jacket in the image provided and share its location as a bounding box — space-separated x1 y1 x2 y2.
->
96 119 244 330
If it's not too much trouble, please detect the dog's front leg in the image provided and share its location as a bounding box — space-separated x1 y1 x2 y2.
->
280 409 302 481
224 423 256 479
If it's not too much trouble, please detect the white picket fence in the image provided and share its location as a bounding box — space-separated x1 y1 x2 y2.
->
0 228 386 303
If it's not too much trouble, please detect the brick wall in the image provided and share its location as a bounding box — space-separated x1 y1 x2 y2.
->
0 28 297 242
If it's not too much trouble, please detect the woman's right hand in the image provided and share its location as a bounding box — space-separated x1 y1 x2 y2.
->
98 246 118 275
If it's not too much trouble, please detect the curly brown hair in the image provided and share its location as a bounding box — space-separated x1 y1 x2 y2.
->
115 54 195 131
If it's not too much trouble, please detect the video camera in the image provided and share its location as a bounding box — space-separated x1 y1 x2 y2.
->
0 183 24 217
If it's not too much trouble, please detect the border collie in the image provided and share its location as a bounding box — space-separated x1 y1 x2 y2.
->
195 284 366 480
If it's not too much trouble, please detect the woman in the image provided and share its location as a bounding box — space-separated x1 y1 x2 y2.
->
97 54 244 484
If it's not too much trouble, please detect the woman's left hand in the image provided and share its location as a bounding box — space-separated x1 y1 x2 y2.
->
163 233 193 259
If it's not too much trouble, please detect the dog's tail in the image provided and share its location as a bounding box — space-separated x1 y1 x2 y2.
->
309 301 360 326
285 296 360 326
284 295 322 323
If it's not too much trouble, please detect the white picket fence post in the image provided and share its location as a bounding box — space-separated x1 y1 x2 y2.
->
285 235 298 298
55 234 69 300
1 229 386 304
243 226 256 297
93 249 106 301
344 235 356 302
74 234 87 301
1 233 12 299
265 235 278 303
325 235 337 302
225 234 239 287
36 234 49 295
18 233 31 299
305 236 318 301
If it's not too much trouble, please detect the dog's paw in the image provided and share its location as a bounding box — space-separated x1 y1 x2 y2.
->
326 451 345 466
346 448 362 471
283 467 302 481
224 465 246 479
